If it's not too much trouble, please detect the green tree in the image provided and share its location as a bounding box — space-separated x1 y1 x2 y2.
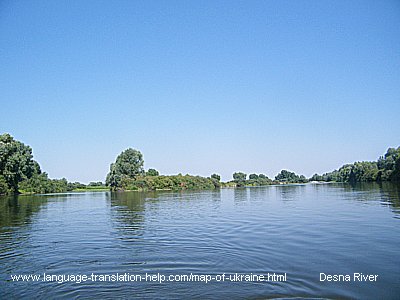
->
299 175 308 183
67 181 86 190
88 181 104 187
249 174 259 180
233 172 247 181
275 170 306 183
106 163 122 189
378 148 398 170
106 148 144 190
390 150 400 181
0 175 10 195
315 147 400 183
275 170 294 182
233 172 247 187
146 168 159 176
310 173 324 181
211 174 220 181
0 133 37 193
255 174 272 185
19 173 69 194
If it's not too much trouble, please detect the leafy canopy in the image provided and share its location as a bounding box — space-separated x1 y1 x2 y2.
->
311 147 400 183
211 174 221 181
106 148 144 189
146 168 159 176
0 133 38 193
275 170 307 183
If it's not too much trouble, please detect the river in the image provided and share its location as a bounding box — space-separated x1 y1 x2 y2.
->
1 183 399 299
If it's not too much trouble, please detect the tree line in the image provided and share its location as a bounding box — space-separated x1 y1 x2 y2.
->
0 134 105 195
104 148 312 191
1 133 399 195
310 147 400 183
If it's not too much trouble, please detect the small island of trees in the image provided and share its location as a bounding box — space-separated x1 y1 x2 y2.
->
1 133 399 196
105 148 220 191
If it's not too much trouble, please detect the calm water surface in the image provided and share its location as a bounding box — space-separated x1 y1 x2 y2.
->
0 183 399 299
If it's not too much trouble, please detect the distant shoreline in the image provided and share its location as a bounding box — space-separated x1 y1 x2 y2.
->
8 181 368 198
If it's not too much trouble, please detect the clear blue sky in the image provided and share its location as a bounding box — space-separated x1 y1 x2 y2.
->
1 0 399 183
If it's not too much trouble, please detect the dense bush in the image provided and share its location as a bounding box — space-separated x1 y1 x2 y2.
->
275 170 308 183
122 174 219 191
19 173 69 194
245 174 273 186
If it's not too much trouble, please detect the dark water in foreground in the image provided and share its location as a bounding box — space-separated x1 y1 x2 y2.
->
0 183 399 299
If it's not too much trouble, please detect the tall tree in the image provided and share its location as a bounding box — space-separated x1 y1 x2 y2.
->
106 148 144 190
0 133 37 193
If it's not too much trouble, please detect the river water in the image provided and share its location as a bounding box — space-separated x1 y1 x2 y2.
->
0 183 399 299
